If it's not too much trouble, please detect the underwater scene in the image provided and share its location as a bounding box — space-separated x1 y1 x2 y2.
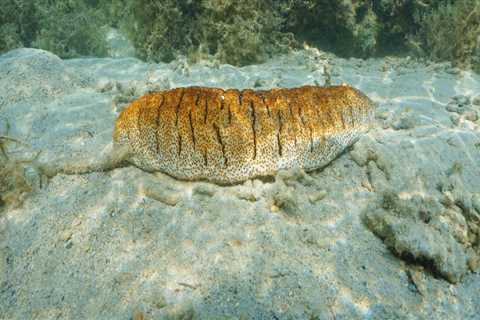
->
1 1 480 319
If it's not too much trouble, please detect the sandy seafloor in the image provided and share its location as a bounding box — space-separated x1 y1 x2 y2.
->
0 47 479 320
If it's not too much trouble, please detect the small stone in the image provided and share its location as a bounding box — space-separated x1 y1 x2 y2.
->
270 205 280 212
253 78 267 88
350 144 377 167
192 183 217 197
112 95 133 112
253 179 264 189
132 310 145 320
60 230 73 242
452 95 470 106
464 111 479 122
96 80 113 93
229 239 243 247
361 179 374 192
445 67 461 75
406 267 427 296
391 114 416 130
308 190 328 203
234 190 257 202
72 218 82 227
472 193 480 214
0 117 9 136
472 96 480 106
115 81 124 92
445 103 459 113
467 249 480 272
450 114 460 126
376 111 390 120
142 185 182 206
273 188 301 217
439 209 468 245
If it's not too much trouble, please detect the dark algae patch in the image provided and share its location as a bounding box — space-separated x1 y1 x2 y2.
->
0 136 33 211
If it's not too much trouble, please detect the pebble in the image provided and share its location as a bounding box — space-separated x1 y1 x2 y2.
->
142 185 182 206
132 310 145 320
464 111 479 122
446 103 458 113
445 67 461 75
467 248 480 272
96 80 114 93
452 95 470 106
72 218 82 227
0 117 9 135
472 193 480 213
391 114 416 130
233 189 257 202
192 183 217 197
450 114 460 126
473 96 480 106
376 111 390 120
60 230 73 242
308 190 328 203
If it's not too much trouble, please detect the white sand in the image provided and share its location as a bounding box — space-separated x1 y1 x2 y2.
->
0 48 479 319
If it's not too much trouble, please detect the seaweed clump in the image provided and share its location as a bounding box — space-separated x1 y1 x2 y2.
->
107 0 292 66
282 1 381 57
0 0 107 58
409 0 480 70
0 0 479 70
0 137 32 212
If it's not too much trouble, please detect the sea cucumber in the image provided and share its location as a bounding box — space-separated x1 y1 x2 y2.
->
113 85 375 184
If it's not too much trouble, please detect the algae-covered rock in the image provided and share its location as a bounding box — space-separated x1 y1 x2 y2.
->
363 191 469 283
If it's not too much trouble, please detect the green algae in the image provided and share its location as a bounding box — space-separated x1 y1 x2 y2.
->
0 0 478 69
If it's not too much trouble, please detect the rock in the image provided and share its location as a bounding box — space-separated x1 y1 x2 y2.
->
192 183 217 197
391 113 417 130
308 190 328 203
450 114 461 126
0 117 8 136
271 184 301 217
139 179 183 206
350 140 378 167
467 248 480 272
0 48 90 103
472 193 480 214
376 111 390 120
472 96 480 106
59 230 73 242
132 310 145 320
464 111 479 122
446 103 459 113
363 192 469 283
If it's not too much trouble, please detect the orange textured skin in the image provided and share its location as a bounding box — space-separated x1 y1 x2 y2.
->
113 85 375 183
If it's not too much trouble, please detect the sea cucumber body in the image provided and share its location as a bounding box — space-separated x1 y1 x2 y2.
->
113 85 375 184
